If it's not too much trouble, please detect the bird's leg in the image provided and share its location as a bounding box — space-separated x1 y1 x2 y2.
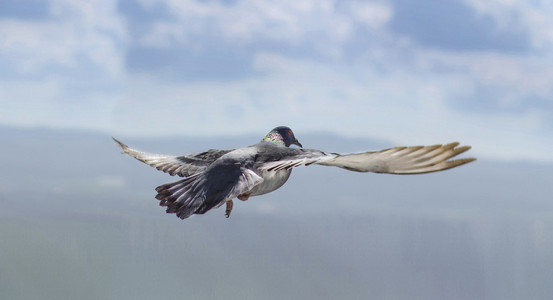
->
237 193 250 201
225 200 233 218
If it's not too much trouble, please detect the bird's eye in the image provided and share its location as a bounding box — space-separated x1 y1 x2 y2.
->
288 130 292 135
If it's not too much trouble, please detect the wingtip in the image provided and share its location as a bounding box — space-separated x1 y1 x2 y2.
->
465 157 477 163
439 142 476 170
112 137 128 150
445 141 461 149
445 157 477 169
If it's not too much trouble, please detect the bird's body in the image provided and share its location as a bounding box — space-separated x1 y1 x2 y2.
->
114 126 475 219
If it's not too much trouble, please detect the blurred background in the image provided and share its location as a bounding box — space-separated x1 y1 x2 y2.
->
1 0 552 299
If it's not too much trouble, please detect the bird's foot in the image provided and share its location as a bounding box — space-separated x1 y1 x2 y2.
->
237 194 250 201
225 200 233 218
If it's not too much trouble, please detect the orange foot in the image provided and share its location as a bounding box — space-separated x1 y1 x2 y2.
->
225 200 233 218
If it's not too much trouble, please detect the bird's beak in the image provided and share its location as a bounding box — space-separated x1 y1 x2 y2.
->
294 139 303 148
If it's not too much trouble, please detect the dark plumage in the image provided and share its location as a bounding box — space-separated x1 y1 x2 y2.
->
114 126 475 219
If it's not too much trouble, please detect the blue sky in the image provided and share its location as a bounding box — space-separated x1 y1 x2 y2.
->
1 0 552 161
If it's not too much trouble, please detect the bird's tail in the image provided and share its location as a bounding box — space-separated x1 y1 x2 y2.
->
155 166 264 219
155 173 217 219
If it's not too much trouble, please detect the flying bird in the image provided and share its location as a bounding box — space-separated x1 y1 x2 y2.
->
114 126 475 219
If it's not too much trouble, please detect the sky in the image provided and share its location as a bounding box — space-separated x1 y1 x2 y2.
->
1 0 552 162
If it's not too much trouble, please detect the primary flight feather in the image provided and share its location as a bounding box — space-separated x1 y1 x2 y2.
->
114 126 475 219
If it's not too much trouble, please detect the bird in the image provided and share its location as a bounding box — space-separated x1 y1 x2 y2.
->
113 126 475 219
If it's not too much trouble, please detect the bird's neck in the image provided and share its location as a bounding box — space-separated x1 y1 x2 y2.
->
261 131 286 146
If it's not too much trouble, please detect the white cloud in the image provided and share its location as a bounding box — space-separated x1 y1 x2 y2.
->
467 54 553 98
1 0 552 163
0 20 78 73
465 0 553 50
0 0 126 131
137 0 393 58
409 49 553 101
349 1 393 29
139 21 184 48
110 52 552 161
0 0 126 79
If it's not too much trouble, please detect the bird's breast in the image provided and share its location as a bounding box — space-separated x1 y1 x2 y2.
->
248 169 292 196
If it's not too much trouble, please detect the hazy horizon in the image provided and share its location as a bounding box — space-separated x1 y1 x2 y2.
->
1 126 552 299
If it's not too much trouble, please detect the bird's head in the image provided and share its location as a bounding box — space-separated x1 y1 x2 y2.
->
262 126 303 148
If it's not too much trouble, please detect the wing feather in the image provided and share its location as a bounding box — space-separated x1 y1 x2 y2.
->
259 142 475 174
113 137 231 177
318 142 475 174
260 149 337 172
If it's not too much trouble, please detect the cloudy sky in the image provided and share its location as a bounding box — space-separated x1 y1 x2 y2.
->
1 0 552 162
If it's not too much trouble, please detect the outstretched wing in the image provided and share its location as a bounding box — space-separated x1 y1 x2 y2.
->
113 137 232 177
259 142 475 174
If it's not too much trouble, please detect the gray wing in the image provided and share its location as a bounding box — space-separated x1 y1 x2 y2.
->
113 137 232 177
259 142 475 174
